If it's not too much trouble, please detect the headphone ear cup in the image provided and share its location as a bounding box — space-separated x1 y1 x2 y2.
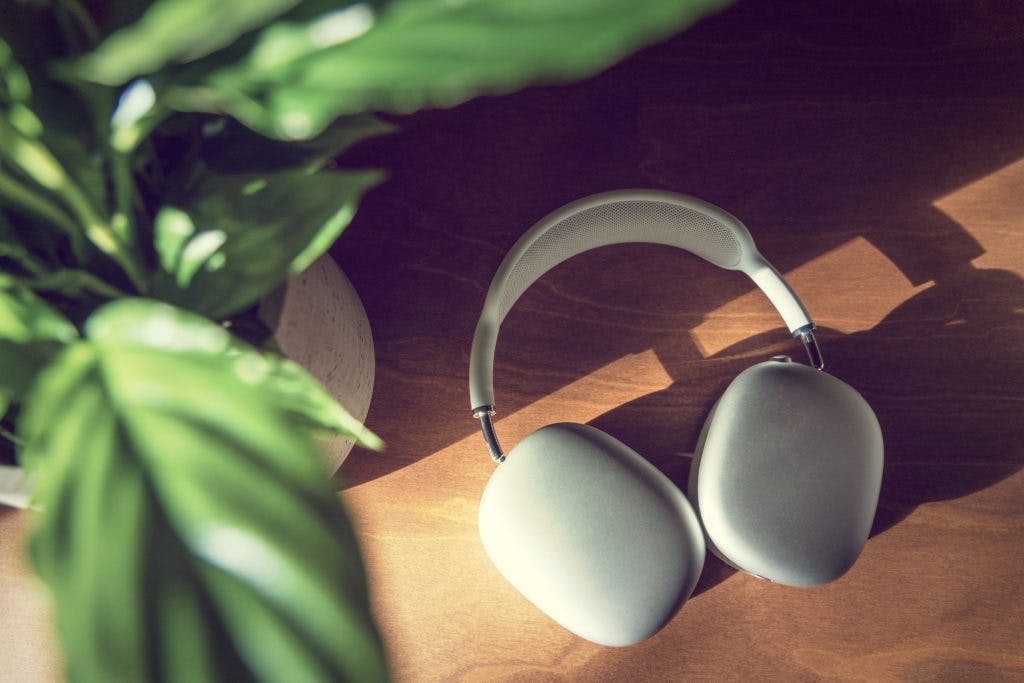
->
478 422 705 647
687 398 738 569
689 360 884 586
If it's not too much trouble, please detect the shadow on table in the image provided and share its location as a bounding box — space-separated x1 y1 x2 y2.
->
589 262 1024 596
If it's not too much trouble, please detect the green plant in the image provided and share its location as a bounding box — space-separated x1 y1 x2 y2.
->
0 0 730 680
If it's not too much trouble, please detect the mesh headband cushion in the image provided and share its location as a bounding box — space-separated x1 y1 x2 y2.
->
495 196 745 324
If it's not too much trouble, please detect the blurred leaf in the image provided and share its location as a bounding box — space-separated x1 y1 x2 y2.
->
19 298 388 682
0 339 63 418
260 354 383 449
0 279 78 415
71 0 304 85
0 40 136 282
1 37 32 104
0 209 68 269
0 212 49 274
18 269 129 300
199 113 394 174
151 162 382 319
85 298 382 448
155 0 732 139
0 278 79 344
1 38 109 218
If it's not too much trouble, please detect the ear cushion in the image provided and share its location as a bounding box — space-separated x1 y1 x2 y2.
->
688 360 884 586
478 423 705 646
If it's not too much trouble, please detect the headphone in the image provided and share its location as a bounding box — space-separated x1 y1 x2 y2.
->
469 190 884 647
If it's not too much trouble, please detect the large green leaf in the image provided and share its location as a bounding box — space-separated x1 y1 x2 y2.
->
84 298 382 448
75 0 731 139
70 0 304 86
18 298 388 682
151 162 381 319
260 353 383 448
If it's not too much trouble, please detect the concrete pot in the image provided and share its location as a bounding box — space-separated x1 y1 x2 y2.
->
260 254 375 473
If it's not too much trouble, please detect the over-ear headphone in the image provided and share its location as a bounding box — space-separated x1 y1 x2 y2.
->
469 190 884 647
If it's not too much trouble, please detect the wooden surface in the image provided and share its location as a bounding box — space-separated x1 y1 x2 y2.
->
335 1 1024 679
3 0 1023 680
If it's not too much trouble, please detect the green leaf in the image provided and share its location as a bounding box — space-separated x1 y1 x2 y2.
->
0 208 69 271
0 279 79 344
17 269 130 300
260 354 383 449
19 299 388 682
0 42 147 288
1 38 110 234
158 0 732 139
1 37 33 105
0 278 76 419
2 200 131 300
0 212 48 275
0 339 65 418
86 298 382 449
71 0 304 86
151 163 382 319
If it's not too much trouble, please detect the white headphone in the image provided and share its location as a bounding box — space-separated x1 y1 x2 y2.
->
469 190 883 646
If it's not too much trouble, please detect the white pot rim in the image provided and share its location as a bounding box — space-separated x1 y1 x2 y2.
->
0 464 32 509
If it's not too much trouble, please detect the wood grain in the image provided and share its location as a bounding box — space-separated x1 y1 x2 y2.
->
332 1 1024 679
0 510 59 682
3 1 1022 680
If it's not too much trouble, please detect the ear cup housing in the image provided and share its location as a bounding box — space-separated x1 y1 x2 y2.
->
478 423 705 646
688 361 884 586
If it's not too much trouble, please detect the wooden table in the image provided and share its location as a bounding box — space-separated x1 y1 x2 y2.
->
3 1 1022 680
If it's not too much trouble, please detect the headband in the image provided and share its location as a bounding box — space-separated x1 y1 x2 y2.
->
469 190 821 461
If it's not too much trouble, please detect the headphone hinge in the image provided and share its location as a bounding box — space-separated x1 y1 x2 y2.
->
794 324 825 370
472 406 505 463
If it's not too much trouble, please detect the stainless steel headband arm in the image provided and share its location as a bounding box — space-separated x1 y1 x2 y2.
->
472 405 505 463
795 324 825 370
468 190 821 462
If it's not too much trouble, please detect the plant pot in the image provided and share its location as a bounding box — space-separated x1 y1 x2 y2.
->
259 254 375 474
